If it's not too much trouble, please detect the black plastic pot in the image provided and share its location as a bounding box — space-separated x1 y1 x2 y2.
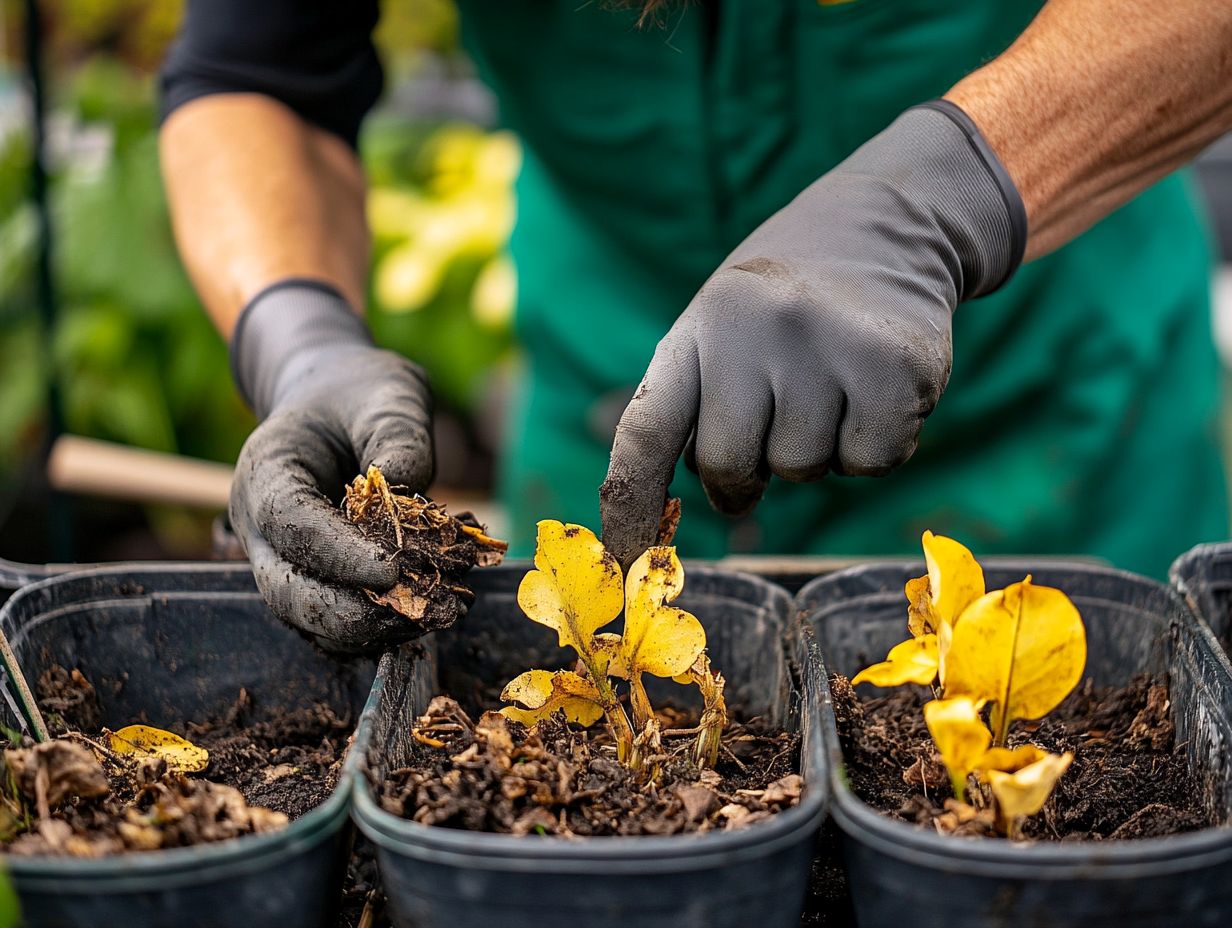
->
1170 542 1232 661
0 562 375 928
799 561 1232 928
352 563 827 928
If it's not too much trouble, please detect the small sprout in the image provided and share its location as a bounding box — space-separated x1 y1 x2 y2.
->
498 670 605 727
107 725 209 774
616 547 706 730
923 697 990 802
984 751 1074 839
851 635 940 688
945 576 1087 745
499 519 721 773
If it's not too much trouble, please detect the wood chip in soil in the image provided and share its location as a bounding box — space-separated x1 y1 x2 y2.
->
375 696 802 836
831 673 1216 840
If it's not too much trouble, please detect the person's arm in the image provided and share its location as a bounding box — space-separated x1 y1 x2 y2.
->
159 0 442 652
160 94 369 336
948 0 1232 259
601 0 1232 567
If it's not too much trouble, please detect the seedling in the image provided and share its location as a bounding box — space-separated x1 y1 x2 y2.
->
853 532 1086 837
498 520 726 772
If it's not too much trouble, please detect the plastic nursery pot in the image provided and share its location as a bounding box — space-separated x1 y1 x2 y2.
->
0 562 376 928
798 561 1232 928
351 563 827 928
1170 542 1232 663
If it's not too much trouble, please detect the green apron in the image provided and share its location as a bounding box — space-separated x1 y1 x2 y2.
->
455 0 1227 577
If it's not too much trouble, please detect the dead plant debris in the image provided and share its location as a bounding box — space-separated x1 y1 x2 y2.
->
376 696 801 837
343 466 507 631
0 666 355 857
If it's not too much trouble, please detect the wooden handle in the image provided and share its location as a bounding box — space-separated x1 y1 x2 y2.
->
47 435 234 510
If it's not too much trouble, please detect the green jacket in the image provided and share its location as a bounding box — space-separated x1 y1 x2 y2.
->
457 0 1226 576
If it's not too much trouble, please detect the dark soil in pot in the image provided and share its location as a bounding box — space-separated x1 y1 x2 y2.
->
0 664 353 856
831 672 1214 841
373 696 802 837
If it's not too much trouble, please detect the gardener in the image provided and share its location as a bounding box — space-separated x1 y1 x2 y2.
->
159 1 1232 650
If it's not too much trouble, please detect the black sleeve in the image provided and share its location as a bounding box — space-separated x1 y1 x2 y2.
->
159 0 383 150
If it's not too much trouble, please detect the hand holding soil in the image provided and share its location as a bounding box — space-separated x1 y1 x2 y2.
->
343 466 507 632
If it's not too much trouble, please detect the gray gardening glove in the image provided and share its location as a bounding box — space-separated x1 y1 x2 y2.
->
230 280 436 653
601 101 1027 567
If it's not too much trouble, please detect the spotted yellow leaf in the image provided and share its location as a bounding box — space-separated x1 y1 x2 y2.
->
945 577 1086 744
851 634 939 688
986 751 1073 837
498 669 604 727
108 725 209 773
616 546 706 727
923 697 990 802
517 520 623 659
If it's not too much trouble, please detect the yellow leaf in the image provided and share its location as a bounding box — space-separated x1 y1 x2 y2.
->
617 546 706 729
986 752 1073 837
618 547 706 680
922 531 985 628
977 744 1048 775
944 577 1086 743
498 669 604 727
923 697 991 801
517 520 623 659
851 635 939 688
108 725 209 773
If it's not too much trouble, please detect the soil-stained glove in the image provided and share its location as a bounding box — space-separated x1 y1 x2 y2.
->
600 101 1027 567
229 280 435 652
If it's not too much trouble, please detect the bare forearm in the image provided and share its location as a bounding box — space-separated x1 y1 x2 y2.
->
159 94 370 337
947 0 1232 260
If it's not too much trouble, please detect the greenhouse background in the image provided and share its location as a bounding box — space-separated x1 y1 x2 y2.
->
0 0 1230 565
0 0 515 563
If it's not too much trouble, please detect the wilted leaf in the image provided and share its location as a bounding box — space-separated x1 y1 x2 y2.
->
945 577 1086 743
517 521 623 658
617 547 706 727
851 635 939 688
498 669 604 727
108 725 209 773
907 532 985 687
986 751 1073 837
923 697 990 801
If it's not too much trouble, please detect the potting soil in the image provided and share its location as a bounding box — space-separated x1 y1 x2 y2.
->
0 665 353 856
376 695 802 836
831 673 1215 840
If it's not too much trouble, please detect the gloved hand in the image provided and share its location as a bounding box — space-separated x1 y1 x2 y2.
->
600 101 1027 566
229 280 435 652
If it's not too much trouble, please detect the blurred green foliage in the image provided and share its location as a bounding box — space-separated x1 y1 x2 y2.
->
0 0 515 532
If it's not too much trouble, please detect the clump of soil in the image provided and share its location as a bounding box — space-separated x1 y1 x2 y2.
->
0 666 354 857
343 466 507 632
831 673 1215 840
375 696 801 837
